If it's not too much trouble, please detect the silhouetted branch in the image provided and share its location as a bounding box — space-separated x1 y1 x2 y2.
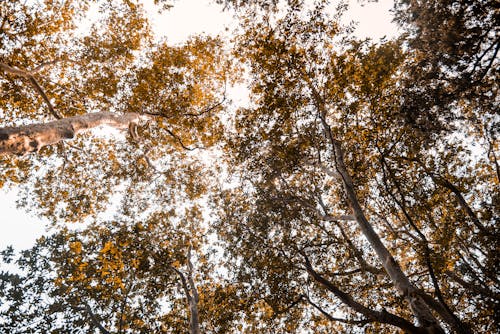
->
301 252 421 333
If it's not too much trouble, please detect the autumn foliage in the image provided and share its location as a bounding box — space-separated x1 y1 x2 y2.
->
0 0 498 333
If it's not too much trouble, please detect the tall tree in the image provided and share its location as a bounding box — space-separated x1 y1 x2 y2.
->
0 1 497 333
0 211 210 333
215 2 498 333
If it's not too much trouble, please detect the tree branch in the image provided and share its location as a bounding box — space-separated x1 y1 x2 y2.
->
165 128 200 151
186 246 201 334
304 294 371 326
169 251 201 334
0 112 151 155
377 151 459 319
312 102 445 331
79 302 111 334
0 62 61 119
397 155 491 235
445 270 500 301
302 254 421 333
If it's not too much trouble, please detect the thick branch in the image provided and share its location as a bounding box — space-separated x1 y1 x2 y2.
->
303 255 422 333
0 112 150 155
302 76 443 328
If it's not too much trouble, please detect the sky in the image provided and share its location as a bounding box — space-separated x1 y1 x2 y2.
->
0 0 398 251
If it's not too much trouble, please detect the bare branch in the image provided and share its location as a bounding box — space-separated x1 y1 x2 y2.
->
165 128 202 151
183 95 226 117
28 76 61 119
304 294 371 326
445 270 500 301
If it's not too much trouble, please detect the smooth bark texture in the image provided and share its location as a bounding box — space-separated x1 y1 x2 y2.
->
186 249 201 334
327 134 445 333
170 253 201 334
307 78 445 332
0 112 150 155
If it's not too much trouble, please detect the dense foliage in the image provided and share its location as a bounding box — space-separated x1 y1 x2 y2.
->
0 0 497 333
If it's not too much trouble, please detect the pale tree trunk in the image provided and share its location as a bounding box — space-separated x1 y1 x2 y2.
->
328 136 474 334
170 248 201 334
186 247 201 334
329 137 444 332
305 75 457 332
0 112 150 155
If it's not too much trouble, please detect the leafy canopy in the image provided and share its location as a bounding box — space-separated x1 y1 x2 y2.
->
0 0 498 333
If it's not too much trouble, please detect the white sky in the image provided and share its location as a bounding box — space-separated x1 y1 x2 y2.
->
0 0 398 251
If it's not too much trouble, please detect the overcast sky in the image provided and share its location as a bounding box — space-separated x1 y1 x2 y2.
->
0 0 398 251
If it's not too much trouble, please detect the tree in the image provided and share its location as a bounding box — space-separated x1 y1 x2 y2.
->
0 0 230 223
214 1 498 333
0 212 209 333
0 1 236 332
393 0 499 147
0 0 498 333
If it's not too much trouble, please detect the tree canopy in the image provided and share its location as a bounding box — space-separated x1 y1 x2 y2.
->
0 0 498 333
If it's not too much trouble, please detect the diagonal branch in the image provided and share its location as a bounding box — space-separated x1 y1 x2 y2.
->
304 75 447 332
397 155 491 235
304 294 371 326
0 62 61 119
165 128 201 151
75 302 111 334
169 251 201 334
444 270 500 301
183 95 226 117
302 253 421 333
0 112 151 155
377 150 457 320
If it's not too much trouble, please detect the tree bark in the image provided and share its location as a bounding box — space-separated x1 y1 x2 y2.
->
186 247 201 334
0 112 150 155
305 76 448 332
305 77 443 331
327 135 445 333
303 255 425 333
170 258 201 334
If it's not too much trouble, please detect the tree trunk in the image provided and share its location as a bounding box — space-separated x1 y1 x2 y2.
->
0 112 150 155
170 250 201 334
330 137 445 333
186 248 201 334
